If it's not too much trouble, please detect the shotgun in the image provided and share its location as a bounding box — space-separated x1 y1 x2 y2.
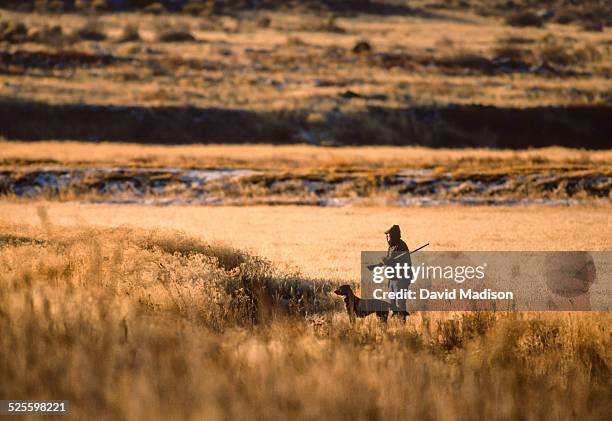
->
410 243 429 254
367 243 429 271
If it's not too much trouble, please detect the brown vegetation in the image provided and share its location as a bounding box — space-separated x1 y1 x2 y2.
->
505 11 545 28
1 157 609 204
3 202 610 280
1 142 611 205
155 26 196 42
116 23 141 43
0 6 610 149
75 19 107 41
2 142 611 168
0 215 610 419
0 2 609 418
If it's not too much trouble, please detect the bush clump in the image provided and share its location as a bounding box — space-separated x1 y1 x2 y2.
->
183 0 212 16
76 19 107 41
505 11 544 28
116 23 140 43
145 2 166 15
91 0 109 11
0 21 28 43
536 35 602 67
352 40 372 54
156 26 196 42
28 24 65 45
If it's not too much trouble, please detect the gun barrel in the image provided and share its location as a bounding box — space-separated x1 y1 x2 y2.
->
410 243 429 254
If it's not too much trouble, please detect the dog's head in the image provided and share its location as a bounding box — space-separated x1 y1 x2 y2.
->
334 284 354 297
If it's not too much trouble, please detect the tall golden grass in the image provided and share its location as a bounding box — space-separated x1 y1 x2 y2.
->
1 219 610 420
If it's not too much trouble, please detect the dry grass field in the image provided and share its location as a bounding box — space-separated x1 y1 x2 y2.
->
1 1 611 419
1 145 611 420
3 141 612 168
0 202 611 419
2 4 611 109
2 201 611 280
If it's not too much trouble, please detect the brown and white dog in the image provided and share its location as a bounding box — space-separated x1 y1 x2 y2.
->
334 285 393 323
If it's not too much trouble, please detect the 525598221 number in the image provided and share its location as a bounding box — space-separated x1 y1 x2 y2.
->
0 400 70 415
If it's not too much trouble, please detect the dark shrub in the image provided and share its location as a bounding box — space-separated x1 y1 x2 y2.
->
352 40 372 54
76 20 107 41
157 28 196 42
28 24 65 46
117 23 140 42
0 21 28 43
145 2 166 15
506 11 544 28
183 1 211 16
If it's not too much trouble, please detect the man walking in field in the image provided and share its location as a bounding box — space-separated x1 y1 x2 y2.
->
383 225 412 316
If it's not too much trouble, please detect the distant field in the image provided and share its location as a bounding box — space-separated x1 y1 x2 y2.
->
3 142 612 168
1 3 611 146
2 4 610 109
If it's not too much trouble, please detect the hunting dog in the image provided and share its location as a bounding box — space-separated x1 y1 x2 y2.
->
334 285 393 323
